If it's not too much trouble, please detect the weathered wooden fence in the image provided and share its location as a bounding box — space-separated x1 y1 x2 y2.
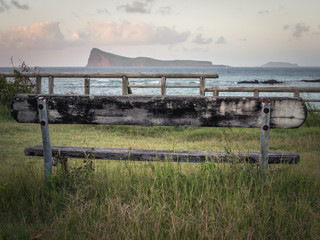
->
0 72 219 96
205 86 320 103
1 72 320 103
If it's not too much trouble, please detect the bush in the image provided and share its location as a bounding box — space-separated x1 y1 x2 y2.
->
0 61 37 108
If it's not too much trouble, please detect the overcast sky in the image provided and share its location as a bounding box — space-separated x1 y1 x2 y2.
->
0 0 320 67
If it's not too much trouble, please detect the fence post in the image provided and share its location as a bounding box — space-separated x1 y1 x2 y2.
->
122 76 129 95
36 76 41 94
254 90 259 97
84 78 90 95
260 100 271 180
199 76 205 96
214 90 219 96
37 97 52 179
48 76 54 94
294 91 300 97
161 77 167 96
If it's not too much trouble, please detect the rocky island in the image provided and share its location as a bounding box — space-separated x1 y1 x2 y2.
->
261 62 299 68
238 79 284 84
86 48 228 67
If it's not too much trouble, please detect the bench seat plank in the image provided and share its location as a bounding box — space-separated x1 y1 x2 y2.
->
11 94 307 129
25 145 300 164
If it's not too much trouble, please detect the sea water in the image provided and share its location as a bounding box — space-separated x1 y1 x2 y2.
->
1 66 320 106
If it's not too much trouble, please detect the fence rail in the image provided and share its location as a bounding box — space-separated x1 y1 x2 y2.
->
1 72 218 96
205 86 320 103
1 72 320 104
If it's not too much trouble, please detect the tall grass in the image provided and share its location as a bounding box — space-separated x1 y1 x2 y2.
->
0 109 320 239
305 102 320 127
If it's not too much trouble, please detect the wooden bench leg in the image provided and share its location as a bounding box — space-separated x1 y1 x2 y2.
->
260 100 271 179
37 97 53 179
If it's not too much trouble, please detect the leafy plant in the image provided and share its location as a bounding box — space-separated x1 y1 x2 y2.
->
0 59 38 108
49 150 95 192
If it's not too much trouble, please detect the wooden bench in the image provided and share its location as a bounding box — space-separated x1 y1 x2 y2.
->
11 94 307 178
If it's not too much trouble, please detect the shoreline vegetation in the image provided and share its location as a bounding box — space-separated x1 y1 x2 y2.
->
0 72 320 239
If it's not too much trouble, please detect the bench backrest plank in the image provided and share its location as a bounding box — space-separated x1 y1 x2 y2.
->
11 94 307 129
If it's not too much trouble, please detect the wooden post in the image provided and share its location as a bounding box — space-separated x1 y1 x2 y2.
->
254 90 259 97
36 76 41 94
122 76 129 95
37 97 52 179
161 77 167 96
84 78 90 95
260 100 271 179
199 77 205 96
214 90 219 96
48 76 54 94
128 82 132 95
294 91 300 97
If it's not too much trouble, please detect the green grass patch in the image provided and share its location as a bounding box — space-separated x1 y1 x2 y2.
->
0 106 320 239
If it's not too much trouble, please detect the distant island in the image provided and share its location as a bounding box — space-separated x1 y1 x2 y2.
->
261 62 299 68
86 48 228 67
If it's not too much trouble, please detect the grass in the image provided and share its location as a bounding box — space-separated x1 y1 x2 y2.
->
0 105 320 239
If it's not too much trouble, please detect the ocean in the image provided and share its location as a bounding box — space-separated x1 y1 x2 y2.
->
1 66 320 106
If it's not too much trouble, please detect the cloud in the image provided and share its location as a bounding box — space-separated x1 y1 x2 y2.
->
97 8 110 14
192 34 212 45
117 0 154 14
283 25 290 30
240 38 247 42
0 22 67 49
0 21 190 51
0 0 28 12
313 24 320 35
77 21 190 45
258 10 269 14
0 0 10 12
284 23 310 38
157 6 172 15
293 23 310 38
215 36 226 44
11 0 28 10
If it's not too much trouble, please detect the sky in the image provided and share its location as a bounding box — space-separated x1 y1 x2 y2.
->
0 0 320 67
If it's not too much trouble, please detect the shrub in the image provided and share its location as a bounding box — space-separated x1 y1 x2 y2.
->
0 60 37 108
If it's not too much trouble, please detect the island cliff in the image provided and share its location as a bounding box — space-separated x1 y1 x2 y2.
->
86 48 226 67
